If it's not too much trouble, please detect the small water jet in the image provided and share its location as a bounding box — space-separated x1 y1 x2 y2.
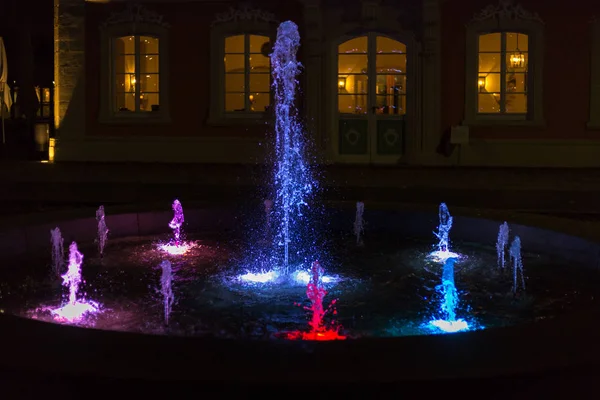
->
353 201 365 246
160 260 174 326
509 236 526 294
51 242 99 323
280 261 345 341
496 221 509 269
159 199 191 255
428 203 459 262
262 199 273 243
50 227 64 278
96 205 109 257
428 257 469 333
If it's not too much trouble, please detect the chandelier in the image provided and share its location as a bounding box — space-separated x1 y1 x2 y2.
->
509 33 525 69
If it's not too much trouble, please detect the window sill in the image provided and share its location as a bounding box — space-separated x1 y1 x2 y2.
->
462 117 546 128
99 114 171 125
207 114 271 127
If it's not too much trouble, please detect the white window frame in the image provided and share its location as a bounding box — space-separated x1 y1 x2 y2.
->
588 18 600 128
208 20 277 126
464 4 545 126
99 22 170 124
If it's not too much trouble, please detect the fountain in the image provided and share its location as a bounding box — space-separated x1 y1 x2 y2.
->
429 256 469 333
50 227 64 278
270 21 315 275
281 261 345 341
497 221 509 269
509 236 526 294
50 242 99 323
96 205 109 257
263 199 273 243
428 203 459 262
159 199 191 255
353 201 365 246
160 260 174 326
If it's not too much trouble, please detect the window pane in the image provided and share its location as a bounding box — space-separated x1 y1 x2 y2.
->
250 73 270 92
507 73 527 93
115 55 135 74
140 73 159 92
249 35 269 53
375 94 405 115
478 93 501 113
115 36 135 54
225 93 245 111
140 54 159 73
479 33 501 52
338 55 368 74
115 92 136 112
339 36 367 54
250 93 270 112
479 73 501 93
376 37 406 54
376 74 406 95
478 53 501 73
250 54 270 70
506 32 528 52
115 73 134 92
225 55 245 73
338 94 368 114
505 94 527 113
139 36 159 54
338 75 368 94
376 54 406 73
140 93 159 112
225 73 245 92
225 35 245 53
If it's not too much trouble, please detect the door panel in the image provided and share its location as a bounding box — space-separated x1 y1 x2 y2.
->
376 119 405 155
339 119 368 155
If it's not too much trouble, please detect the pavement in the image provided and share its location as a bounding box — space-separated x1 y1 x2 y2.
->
0 161 599 216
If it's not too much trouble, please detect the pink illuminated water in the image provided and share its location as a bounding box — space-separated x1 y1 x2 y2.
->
159 199 192 255
281 261 345 341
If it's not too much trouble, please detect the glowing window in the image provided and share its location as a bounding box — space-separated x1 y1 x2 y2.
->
337 35 407 115
477 32 528 114
224 34 271 113
113 35 160 113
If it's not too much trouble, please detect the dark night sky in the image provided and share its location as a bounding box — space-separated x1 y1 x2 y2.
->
0 0 54 86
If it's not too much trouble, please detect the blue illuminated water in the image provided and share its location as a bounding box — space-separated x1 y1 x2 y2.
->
269 21 315 275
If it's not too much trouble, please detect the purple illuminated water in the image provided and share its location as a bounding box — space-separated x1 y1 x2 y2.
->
96 205 109 257
50 242 99 322
50 227 64 278
160 199 192 255
160 260 174 326
353 201 365 246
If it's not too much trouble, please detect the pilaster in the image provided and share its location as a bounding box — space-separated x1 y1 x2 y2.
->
54 0 86 148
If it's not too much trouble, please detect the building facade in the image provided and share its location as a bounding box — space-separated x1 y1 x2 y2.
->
54 0 600 166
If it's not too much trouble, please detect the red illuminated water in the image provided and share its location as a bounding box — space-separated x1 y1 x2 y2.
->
281 261 346 341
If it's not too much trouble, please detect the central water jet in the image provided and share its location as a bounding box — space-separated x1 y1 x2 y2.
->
270 21 314 275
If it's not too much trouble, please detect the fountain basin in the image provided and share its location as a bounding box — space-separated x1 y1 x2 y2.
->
0 204 599 384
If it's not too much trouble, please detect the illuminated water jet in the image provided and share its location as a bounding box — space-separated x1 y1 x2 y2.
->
96 205 109 257
509 236 526 294
160 260 174 325
50 227 64 278
428 203 459 262
51 242 100 323
353 201 365 246
497 221 509 269
428 256 469 333
159 199 192 255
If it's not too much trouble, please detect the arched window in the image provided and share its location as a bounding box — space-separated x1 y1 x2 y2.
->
99 5 170 124
464 1 544 126
224 34 271 113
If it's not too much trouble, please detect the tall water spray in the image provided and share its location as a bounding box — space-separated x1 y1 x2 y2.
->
429 257 469 333
96 205 109 257
160 260 174 326
496 221 509 269
50 227 64 278
509 236 526 294
169 199 185 246
353 201 365 246
270 21 314 274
